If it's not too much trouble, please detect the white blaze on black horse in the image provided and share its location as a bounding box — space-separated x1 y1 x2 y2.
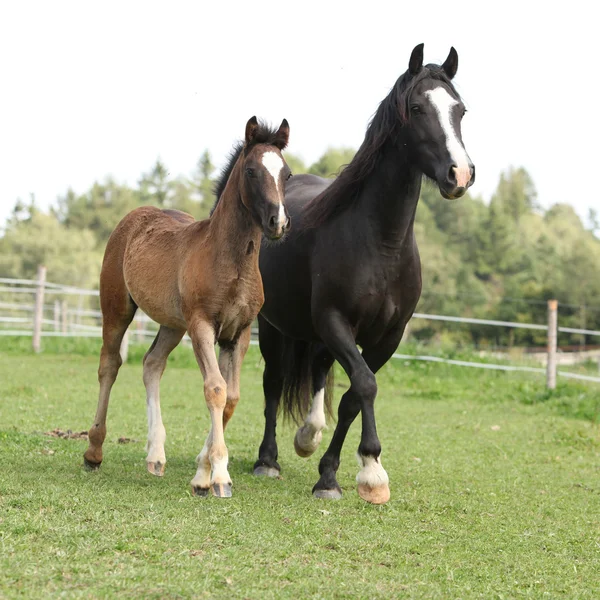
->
251 44 475 504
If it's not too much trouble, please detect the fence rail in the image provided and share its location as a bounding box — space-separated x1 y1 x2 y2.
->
1 271 599 386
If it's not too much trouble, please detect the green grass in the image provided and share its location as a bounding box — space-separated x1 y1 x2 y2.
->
0 343 599 599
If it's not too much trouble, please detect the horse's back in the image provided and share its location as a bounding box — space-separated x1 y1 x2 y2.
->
100 206 196 330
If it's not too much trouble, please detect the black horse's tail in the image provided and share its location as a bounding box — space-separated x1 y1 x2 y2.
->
280 338 334 425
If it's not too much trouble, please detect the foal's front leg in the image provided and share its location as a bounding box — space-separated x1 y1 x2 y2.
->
189 320 231 498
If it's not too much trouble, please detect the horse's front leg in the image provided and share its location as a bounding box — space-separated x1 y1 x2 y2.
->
219 327 251 431
314 309 391 504
189 320 231 498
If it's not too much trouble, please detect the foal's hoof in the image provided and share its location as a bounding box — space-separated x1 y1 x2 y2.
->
191 485 209 497
253 465 281 478
312 487 343 500
211 482 232 498
147 461 165 477
357 483 390 505
83 456 101 471
294 428 322 458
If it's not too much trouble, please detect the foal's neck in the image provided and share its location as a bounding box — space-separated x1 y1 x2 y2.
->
209 166 261 263
357 139 422 246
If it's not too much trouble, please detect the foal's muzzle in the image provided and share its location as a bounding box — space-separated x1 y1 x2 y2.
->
264 204 290 240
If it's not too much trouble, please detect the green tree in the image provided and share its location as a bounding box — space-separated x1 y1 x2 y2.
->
308 147 356 178
139 159 171 206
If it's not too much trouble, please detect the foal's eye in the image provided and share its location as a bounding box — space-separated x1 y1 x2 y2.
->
287 172 293 180
246 168 255 177
410 105 422 115
462 108 468 117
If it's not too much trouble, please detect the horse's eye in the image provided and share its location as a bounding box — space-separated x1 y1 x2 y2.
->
462 108 467 117
287 172 293 180
410 105 422 115
246 168 255 177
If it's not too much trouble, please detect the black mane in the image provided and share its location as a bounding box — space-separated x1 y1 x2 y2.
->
303 65 459 227
211 121 284 215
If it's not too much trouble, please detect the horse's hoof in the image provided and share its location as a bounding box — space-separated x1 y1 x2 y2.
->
83 456 101 471
191 485 210 497
294 428 322 458
357 483 390 505
253 465 280 478
313 488 342 500
147 461 165 477
211 482 232 498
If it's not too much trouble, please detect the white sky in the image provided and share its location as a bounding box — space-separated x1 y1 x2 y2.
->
0 1 597 228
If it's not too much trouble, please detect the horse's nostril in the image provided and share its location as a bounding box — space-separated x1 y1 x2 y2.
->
448 165 457 182
269 215 277 229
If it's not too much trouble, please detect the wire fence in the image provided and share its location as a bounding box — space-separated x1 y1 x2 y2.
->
1 272 599 386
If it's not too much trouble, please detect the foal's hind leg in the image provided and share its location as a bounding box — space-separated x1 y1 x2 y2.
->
143 326 185 476
294 346 334 458
83 295 136 470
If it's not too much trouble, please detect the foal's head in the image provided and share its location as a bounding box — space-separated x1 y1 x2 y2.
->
237 117 291 240
400 44 475 199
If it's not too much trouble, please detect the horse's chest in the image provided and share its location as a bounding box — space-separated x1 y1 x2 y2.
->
217 280 262 342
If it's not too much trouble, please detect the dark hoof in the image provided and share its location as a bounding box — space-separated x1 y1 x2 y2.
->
211 482 232 498
191 485 210 497
313 487 343 500
253 465 281 478
83 457 101 471
147 461 165 477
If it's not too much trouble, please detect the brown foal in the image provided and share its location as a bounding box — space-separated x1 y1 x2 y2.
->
83 117 291 497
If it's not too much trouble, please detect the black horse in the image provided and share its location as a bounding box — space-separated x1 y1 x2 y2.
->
249 44 475 504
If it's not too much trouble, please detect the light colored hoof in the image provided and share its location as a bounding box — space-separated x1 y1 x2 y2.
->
146 461 165 477
253 465 280 478
357 483 390 505
313 488 342 500
211 482 232 498
294 427 322 458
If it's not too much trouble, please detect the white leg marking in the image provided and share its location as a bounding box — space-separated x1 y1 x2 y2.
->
424 87 471 187
145 392 166 465
294 388 326 456
356 453 389 487
191 437 211 490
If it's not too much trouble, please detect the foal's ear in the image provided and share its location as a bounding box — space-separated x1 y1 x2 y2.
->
274 118 290 150
245 116 259 144
442 47 459 80
409 43 424 75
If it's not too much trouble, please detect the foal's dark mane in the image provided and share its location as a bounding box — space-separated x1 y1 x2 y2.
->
303 65 459 228
210 121 284 216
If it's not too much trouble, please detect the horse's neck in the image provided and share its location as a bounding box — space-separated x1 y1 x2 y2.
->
209 174 261 265
355 141 422 246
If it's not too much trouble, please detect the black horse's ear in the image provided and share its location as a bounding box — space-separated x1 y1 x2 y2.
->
442 47 458 80
409 43 424 75
274 118 289 150
245 116 259 144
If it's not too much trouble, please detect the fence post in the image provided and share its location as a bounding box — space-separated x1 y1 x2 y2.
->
32 265 47 353
120 329 129 364
546 299 558 390
61 299 68 333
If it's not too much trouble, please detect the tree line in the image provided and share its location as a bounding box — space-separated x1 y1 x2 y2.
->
1 147 599 349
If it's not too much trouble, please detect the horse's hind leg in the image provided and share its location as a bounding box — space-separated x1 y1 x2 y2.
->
143 326 185 476
294 345 334 458
253 315 284 477
83 290 136 470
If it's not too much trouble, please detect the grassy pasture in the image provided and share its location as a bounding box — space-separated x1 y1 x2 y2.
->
0 340 599 599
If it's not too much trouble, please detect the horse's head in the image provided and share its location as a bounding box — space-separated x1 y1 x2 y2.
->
401 44 475 199
240 116 291 240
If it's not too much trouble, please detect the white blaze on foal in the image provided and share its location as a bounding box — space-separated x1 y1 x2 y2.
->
261 150 287 228
424 87 472 188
